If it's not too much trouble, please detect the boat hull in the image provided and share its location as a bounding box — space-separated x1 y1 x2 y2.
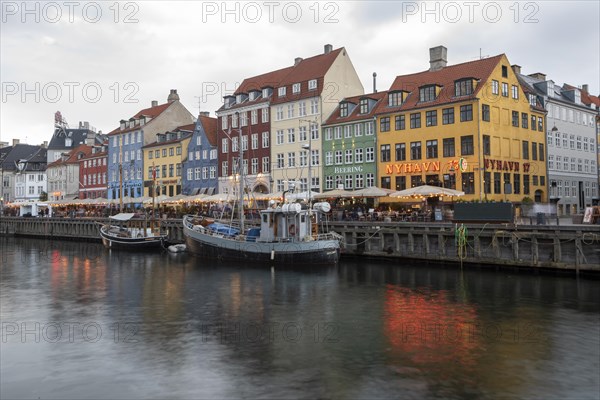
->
99 227 166 251
183 224 340 265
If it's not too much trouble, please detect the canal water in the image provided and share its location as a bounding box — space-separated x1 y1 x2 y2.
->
1 237 599 399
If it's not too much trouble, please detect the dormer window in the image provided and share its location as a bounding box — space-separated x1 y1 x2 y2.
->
278 87 286 97
120 120 126 130
340 102 348 117
249 90 260 101
292 83 301 94
236 94 242 104
528 94 536 107
359 98 368 114
308 79 317 90
388 91 404 107
140 117 145 126
262 87 272 98
65 138 72 147
419 85 437 102
455 79 474 97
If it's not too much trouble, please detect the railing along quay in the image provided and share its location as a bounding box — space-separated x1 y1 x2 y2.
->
1 217 599 272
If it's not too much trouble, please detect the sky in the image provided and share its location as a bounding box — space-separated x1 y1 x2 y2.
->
1 0 599 146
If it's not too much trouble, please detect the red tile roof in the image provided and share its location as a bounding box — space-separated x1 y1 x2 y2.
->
175 123 197 132
324 91 388 126
235 66 295 95
375 54 505 115
564 84 600 108
198 115 218 146
108 102 174 136
47 144 93 167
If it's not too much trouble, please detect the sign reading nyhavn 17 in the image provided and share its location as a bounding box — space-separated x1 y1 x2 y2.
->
484 159 531 173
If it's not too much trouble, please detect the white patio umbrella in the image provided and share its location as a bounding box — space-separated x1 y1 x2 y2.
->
352 186 395 198
313 188 355 199
390 185 465 198
202 193 236 202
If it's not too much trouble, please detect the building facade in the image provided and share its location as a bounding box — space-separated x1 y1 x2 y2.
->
142 126 193 197
79 142 108 199
518 76 598 214
216 66 293 196
322 92 385 191
1 142 48 203
269 44 364 193
107 90 195 202
376 46 547 203
47 144 92 201
183 113 218 195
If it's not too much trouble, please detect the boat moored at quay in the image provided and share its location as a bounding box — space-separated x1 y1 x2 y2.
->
99 213 168 250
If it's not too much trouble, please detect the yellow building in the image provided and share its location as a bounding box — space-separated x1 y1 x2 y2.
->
142 125 194 197
376 46 547 203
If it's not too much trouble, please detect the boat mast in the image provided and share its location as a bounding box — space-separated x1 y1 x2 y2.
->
238 121 244 232
119 134 123 213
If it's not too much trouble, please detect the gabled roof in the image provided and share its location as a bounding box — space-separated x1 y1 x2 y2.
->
108 102 173 135
1 144 45 171
197 115 218 146
47 144 93 168
375 54 504 114
563 84 600 109
279 48 343 86
48 128 98 150
324 91 388 126
235 66 295 95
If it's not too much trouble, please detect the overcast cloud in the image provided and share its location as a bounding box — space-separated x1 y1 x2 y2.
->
1 0 598 145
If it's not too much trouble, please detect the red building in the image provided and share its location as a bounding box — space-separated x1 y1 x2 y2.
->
216 66 293 195
79 142 108 199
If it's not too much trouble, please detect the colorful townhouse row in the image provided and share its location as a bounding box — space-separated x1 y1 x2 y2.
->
1 45 599 216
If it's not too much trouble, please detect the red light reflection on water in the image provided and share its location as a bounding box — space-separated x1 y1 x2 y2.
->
383 285 481 370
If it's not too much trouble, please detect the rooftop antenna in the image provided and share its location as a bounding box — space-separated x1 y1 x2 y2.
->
194 96 202 115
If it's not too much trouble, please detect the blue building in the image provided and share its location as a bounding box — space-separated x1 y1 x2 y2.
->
106 90 194 203
183 112 219 195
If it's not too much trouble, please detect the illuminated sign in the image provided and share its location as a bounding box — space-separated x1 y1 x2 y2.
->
385 162 440 175
484 158 531 173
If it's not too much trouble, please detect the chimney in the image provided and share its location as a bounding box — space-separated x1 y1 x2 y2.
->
324 44 333 54
372 72 377 93
42 141 48 148
429 45 447 71
511 64 521 75
151 100 158 107
167 89 180 103
582 84 589 93
12 139 20 146
294 57 303 66
528 72 546 81
199 111 210 117
85 132 96 146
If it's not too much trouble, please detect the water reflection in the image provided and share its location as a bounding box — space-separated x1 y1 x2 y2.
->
1 237 599 399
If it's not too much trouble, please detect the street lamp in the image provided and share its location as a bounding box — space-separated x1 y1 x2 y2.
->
301 143 311 205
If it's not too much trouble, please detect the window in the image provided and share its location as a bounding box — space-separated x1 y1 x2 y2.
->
325 151 333 165
262 108 269 123
345 149 353 164
380 144 391 162
419 85 436 102
276 106 284 120
276 154 284 168
538 143 544 161
262 157 269 173
366 147 375 162
232 137 238 152
493 172 501 194
355 123 363 137
513 174 520 194
345 175 353 189
287 128 295 143
292 83 300 93
460 105 473 122
502 65 508 77
511 85 519 99
395 115 405 130
455 79 473 96
355 174 364 189
278 87 286 97
443 138 455 157
538 117 543 131
482 104 490 121
531 142 537 160
426 140 438 158
169 147 174 157
359 99 368 114
522 140 529 159
340 102 348 117
460 135 474 155
251 158 258 175
262 132 269 148
462 172 475 194
521 113 528 128
425 110 437 127
395 143 406 161
442 108 454 124
380 176 391 189
344 125 352 139
395 176 406 191
484 171 491 194
311 123 319 140
411 176 423 188
511 111 519 127
149 151 153 160
251 110 258 125
501 82 508 97
410 113 421 128
251 133 258 149
366 122 374 135
531 115 537 131
335 151 343 165
241 135 248 151
492 80 499 95
222 138 228 153
325 176 333 190
310 99 319 114
355 148 363 163
287 104 294 119
388 91 402 107
334 127 342 139
523 175 530 195
298 102 306 116
410 141 422 160
483 135 490 156
308 79 317 90
380 117 390 132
